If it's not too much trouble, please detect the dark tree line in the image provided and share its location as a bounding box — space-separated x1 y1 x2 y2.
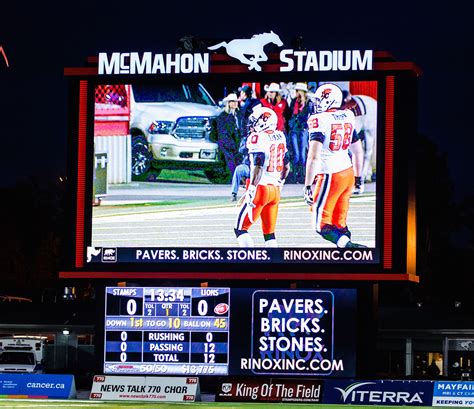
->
0 177 66 296
380 134 473 310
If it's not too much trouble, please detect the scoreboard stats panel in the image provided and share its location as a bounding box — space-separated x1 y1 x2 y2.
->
104 287 230 375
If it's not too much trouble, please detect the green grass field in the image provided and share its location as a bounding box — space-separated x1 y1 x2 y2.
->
0 401 461 409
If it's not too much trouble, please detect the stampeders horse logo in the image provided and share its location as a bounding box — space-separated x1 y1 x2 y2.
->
0 45 9 67
208 31 283 71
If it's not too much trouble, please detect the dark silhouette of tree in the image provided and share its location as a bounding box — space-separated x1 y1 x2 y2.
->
453 193 474 251
414 133 471 307
0 176 66 294
380 133 454 307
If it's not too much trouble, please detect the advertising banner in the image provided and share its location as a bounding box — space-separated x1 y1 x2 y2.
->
216 377 323 403
230 288 356 377
103 287 356 378
0 374 76 399
433 381 474 407
323 379 434 406
89 375 199 402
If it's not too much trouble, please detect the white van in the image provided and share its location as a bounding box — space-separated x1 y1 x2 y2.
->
0 337 46 373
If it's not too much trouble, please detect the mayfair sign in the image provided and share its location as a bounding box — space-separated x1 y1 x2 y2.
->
98 31 372 75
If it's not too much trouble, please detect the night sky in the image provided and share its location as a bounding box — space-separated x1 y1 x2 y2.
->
1 1 472 204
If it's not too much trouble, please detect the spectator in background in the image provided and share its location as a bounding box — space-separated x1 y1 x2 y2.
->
239 84 261 135
427 360 441 378
231 136 250 202
260 82 290 133
451 362 461 379
288 82 314 183
342 90 378 193
228 85 261 201
210 93 244 177
279 82 296 106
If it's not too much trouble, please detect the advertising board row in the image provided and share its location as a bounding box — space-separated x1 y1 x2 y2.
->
216 378 474 407
88 375 474 406
1 373 471 406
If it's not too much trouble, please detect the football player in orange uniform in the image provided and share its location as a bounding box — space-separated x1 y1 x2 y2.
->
234 106 290 247
304 83 366 248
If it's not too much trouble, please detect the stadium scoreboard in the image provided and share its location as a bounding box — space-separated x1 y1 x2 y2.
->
62 32 421 282
104 287 230 375
103 286 357 378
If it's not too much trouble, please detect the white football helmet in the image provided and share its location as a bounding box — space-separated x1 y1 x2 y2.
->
249 106 278 132
314 83 343 113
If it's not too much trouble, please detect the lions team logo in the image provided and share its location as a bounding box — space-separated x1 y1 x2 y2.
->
259 111 272 123
321 88 333 99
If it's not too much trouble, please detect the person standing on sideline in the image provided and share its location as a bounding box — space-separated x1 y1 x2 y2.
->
234 107 290 247
288 82 314 183
230 85 261 201
210 93 244 177
342 90 378 193
230 135 250 202
239 84 261 135
260 82 290 134
304 83 366 248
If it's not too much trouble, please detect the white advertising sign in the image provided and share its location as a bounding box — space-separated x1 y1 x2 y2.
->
89 375 200 402
433 381 474 407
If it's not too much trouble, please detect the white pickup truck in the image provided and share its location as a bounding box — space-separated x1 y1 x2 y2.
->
129 83 226 182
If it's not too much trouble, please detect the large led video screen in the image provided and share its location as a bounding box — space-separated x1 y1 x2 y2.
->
103 287 356 377
86 77 381 274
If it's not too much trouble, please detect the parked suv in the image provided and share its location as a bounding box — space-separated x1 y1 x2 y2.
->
129 83 225 182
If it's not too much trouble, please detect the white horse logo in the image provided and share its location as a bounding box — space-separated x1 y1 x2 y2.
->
86 246 101 263
208 31 283 71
